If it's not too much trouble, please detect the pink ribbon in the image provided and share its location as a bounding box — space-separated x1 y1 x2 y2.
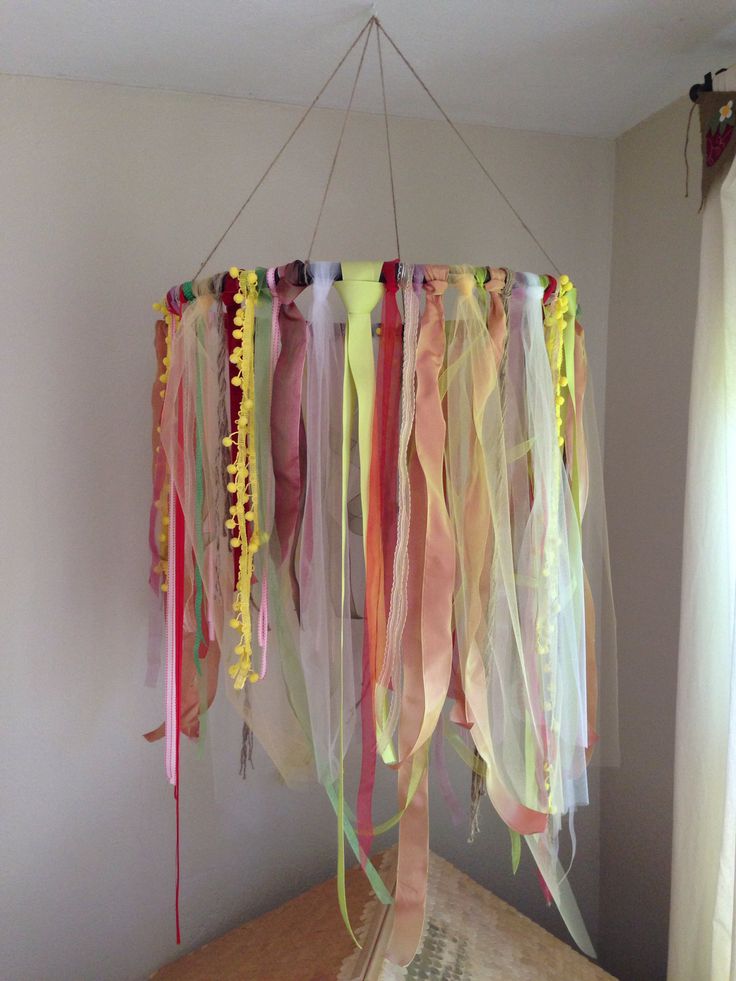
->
269 264 308 612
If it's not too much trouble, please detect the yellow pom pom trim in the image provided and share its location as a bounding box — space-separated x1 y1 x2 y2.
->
226 269 261 688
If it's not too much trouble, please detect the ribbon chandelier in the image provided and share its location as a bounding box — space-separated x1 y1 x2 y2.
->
143 16 616 967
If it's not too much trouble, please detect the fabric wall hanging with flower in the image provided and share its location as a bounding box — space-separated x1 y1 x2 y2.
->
697 91 736 205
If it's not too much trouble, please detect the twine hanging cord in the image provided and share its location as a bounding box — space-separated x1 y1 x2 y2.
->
307 19 376 260
377 26 401 262
192 18 373 280
193 14 561 279
683 99 696 200
307 19 402 262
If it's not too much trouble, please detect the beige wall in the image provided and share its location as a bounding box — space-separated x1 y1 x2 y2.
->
0 74 615 979
598 96 703 980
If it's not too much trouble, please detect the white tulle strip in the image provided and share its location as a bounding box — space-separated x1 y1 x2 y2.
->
298 262 358 784
508 273 588 816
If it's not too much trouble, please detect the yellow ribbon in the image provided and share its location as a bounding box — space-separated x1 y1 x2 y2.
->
334 262 384 945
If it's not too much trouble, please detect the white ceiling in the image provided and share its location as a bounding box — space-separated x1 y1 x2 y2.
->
2 0 736 138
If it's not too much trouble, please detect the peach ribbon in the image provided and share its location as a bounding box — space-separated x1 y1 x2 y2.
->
269 263 308 608
389 266 461 966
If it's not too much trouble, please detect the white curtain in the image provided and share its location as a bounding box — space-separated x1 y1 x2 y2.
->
668 72 736 981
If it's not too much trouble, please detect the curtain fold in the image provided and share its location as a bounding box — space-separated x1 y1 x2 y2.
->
668 146 736 980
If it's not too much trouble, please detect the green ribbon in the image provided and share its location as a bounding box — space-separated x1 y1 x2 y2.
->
333 262 384 947
510 829 522 874
324 783 394 906
564 287 581 523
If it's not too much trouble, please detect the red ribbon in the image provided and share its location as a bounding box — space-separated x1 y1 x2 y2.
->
174 488 184 943
357 260 402 860
222 273 243 580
